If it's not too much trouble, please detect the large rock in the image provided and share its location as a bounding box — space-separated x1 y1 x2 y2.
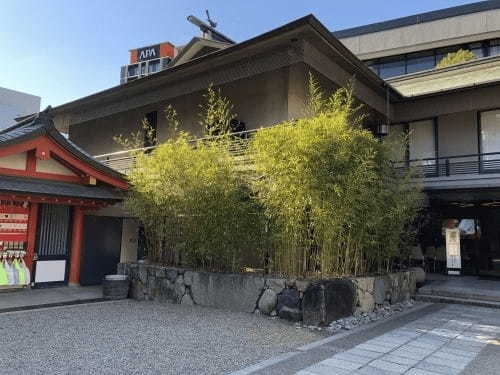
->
278 306 302 322
374 277 390 305
258 289 277 315
276 288 301 312
190 272 265 312
354 277 375 313
302 280 356 326
265 278 286 294
409 267 425 286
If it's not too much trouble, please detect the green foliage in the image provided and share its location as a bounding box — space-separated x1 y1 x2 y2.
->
198 84 237 136
249 75 422 277
436 49 476 69
125 134 267 271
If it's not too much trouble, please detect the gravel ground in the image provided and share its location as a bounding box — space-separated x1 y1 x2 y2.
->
0 300 324 375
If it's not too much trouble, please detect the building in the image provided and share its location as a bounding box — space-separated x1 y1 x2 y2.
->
50 1 500 278
0 87 40 130
119 16 235 84
0 109 128 289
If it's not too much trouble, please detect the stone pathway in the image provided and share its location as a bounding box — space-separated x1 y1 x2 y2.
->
0 285 103 312
296 305 500 375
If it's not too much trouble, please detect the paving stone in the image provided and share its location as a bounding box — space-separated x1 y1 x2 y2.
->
305 363 350 375
439 347 477 358
391 348 430 360
353 365 399 375
355 344 391 354
406 369 442 375
345 348 383 360
370 359 410 373
321 357 363 370
429 350 474 362
425 355 470 370
333 352 373 365
416 360 463 375
381 354 420 366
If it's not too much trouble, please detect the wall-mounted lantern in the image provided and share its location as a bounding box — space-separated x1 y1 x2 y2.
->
377 123 389 137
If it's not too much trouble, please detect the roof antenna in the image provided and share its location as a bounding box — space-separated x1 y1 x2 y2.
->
206 10 217 28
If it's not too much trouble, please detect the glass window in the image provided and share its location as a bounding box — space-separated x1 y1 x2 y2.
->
468 42 485 58
480 110 500 169
435 46 460 66
127 64 138 77
406 52 435 74
409 119 436 168
148 59 160 73
490 39 500 56
140 63 146 75
378 58 405 79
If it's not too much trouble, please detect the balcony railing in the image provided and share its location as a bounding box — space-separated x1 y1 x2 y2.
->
393 152 500 178
94 129 259 174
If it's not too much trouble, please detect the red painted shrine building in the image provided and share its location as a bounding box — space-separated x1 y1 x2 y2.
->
0 108 128 288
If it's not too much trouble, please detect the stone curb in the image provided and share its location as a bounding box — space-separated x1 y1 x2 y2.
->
0 297 108 315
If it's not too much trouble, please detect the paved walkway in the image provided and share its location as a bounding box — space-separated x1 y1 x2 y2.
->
296 305 500 375
0 285 103 312
419 276 500 302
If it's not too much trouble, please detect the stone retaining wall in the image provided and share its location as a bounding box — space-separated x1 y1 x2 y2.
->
118 263 416 326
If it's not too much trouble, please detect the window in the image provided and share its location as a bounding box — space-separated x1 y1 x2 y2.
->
144 111 158 148
409 119 437 172
490 39 500 56
406 52 435 74
148 59 161 73
435 46 460 66
480 110 500 170
468 42 486 58
378 58 405 79
128 64 139 77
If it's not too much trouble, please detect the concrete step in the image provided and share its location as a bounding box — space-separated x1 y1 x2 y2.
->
416 294 500 309
417 286 500 302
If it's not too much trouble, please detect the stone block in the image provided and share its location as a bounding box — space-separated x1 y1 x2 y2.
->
278 306 302 322
166 269 178 282
181 293 194 305
258 289 277 315
303 279 357 326
183 271 194 286
190 272 265 312
354 277 375 313
374 276 390 305
276 288 301 313
265 278 286 294
138 264 148 284
295 280 311 292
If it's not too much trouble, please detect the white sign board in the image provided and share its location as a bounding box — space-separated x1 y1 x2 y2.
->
445 228 461 275
35 260 66 283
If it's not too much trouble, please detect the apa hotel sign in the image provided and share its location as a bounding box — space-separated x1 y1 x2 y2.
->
137 44 160 62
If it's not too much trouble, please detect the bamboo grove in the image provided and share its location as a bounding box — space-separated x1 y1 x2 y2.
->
120 76 423 278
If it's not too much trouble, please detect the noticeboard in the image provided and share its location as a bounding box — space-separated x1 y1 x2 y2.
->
445 228 461 275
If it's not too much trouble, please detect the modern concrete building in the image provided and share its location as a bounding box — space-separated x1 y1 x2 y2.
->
49 1 500 278
0 87 40 130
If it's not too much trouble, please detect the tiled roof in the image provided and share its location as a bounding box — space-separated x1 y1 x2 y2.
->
0 108 126 182
0 175 123 200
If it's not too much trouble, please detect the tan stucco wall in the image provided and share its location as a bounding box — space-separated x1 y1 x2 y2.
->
69 67 290 156
0 152 26 170
120 218 139 263
36 158 77 176
438 111 478 157
339 9 500 59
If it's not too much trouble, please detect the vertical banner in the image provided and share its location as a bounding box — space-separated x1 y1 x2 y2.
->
445 228 461 275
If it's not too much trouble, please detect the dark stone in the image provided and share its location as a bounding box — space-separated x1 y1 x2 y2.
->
278 306 302 322
276 288 301 313
302 283 325 326
302 280 356 326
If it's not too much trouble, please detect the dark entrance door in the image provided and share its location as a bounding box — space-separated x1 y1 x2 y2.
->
34 204 72 286
80 216 123 286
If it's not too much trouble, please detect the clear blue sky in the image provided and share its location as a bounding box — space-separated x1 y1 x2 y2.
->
1 0 477 108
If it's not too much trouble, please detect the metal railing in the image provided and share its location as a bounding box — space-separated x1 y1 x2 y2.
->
393 152 500 178
94 129 260 174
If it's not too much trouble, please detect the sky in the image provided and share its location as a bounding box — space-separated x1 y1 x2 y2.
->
0 0 479 108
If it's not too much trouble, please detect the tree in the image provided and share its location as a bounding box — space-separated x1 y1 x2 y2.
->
436 49 476 69
249 75 422 277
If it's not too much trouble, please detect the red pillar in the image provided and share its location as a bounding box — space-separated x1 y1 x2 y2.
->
69 206 85 285
25 202 39 273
